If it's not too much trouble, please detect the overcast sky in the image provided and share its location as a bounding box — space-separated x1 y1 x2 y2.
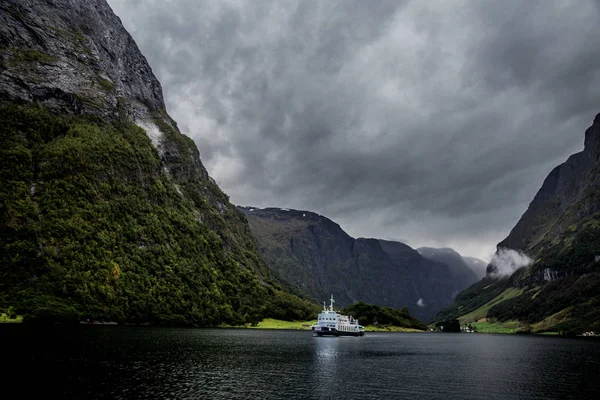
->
108 0 600 261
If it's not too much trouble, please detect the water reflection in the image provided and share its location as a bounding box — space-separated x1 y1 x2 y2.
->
312 336 339 396
1 326 599 399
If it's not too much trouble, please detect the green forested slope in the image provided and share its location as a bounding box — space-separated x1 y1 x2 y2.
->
0 0 318 325
0 104 316 325
341 301 427 330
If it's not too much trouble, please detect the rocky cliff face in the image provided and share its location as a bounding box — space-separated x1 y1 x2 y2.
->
0 0 315 324
240 206 460 321
436 114 600 333
1 0 163 120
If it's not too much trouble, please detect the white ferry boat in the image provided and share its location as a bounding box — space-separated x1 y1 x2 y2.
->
311 295 364 337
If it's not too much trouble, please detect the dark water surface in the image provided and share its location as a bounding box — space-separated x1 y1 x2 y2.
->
2 326 599 399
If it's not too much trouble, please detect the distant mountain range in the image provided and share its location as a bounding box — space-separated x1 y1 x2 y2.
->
436 113 600 334
239 206 484 321
462 256 488 278
417 247 482 288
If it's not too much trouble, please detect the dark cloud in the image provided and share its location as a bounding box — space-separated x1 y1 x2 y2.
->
108 0 600 260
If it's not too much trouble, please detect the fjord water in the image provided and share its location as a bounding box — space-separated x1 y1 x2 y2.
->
3 327 599 399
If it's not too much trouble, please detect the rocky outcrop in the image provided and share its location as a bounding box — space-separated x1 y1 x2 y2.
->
0 0 163 120
240 206 460 321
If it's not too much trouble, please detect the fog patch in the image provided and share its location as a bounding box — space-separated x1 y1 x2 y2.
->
489 248 532 277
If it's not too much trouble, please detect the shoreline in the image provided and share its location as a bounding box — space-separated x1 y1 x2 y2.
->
219 318 427 333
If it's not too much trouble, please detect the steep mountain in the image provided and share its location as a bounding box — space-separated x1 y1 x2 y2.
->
436 113 600 334
0 0 316 324
417 247 479 290
239 206 460 321
462 256 488 279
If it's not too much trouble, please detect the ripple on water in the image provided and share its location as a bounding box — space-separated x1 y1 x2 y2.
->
2 327 599 399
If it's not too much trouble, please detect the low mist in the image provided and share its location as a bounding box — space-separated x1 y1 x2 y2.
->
489 248 533 277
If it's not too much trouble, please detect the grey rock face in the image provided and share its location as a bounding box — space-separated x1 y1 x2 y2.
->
0 0 163 121
240 206 459 321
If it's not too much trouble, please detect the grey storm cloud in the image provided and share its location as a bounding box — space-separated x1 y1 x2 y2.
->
108 0 600 260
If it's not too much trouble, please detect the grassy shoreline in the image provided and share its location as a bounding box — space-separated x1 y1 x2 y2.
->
219 318 426 332
466 319 561 335
0 313 23 323
0 314 563 335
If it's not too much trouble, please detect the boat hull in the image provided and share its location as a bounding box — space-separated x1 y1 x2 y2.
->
313 327 364 337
